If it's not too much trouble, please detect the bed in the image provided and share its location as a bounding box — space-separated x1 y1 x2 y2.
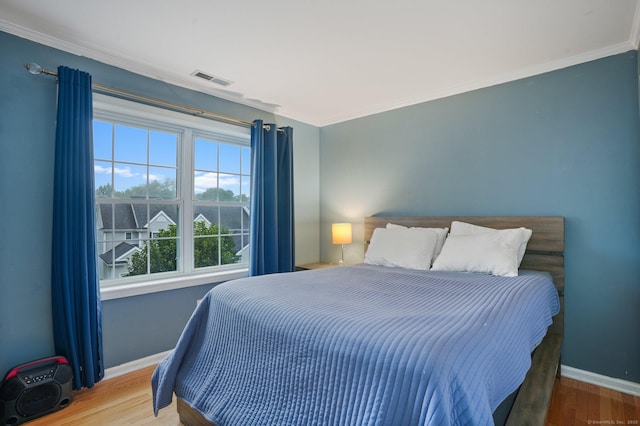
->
152 216 564 425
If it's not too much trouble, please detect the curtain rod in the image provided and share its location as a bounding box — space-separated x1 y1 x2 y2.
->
25 63 261 129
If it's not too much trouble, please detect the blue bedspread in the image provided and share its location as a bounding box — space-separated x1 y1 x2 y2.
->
152 265 559 425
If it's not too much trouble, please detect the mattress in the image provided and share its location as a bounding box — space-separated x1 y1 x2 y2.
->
152 264 559 425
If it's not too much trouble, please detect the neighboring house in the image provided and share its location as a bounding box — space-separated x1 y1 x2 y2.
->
98 242 141 276
96 203 250 278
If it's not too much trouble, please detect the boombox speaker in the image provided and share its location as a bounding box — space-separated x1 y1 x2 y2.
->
0 356 73 425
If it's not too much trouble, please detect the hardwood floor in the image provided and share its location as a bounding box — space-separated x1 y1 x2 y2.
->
27 365 179 426
23 366 640 425
546 377 640 426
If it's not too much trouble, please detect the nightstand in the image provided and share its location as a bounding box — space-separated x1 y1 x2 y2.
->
295 263 336 271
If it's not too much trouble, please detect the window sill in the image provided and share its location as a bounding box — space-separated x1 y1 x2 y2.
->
100 268 249 301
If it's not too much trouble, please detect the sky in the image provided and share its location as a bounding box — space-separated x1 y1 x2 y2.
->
93 120 250 199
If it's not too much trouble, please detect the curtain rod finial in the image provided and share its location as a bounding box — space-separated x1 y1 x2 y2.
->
26 63 43 75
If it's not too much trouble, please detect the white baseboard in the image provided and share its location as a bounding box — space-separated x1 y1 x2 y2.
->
562 364 640 396
103 350 172 380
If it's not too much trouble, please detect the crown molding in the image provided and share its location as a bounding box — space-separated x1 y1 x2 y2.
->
313 39 637 127
631 0 640 49
0 19 278 115
2 17 636 128
0 18 88 60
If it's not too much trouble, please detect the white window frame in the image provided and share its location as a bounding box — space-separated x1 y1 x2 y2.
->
94 94 251 300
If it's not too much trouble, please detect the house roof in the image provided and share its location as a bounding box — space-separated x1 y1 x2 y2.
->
97 203 249 232
99 241 139 266
99 204 138 230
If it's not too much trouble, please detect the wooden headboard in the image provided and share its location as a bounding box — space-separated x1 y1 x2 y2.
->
364 216 564 288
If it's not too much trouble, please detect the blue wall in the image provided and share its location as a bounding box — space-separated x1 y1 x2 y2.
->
0 31 320 374
2 28 638 384
320 51 640 382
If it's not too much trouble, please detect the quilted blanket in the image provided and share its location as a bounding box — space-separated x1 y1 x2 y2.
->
152 265 559 425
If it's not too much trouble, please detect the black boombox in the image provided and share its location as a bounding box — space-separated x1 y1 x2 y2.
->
0 356 73 425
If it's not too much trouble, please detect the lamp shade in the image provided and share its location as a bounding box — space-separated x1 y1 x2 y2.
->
332 223 352 245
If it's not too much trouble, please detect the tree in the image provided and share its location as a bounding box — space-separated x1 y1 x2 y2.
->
95 183 114 198
193 221 240 268
127 225 177 276
195 187 248 202
126 222 239 276
95 178 176 199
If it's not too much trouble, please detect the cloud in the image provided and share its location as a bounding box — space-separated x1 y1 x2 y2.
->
94 164 136 178
148 173 163 182
219 174 240 188
194 172 241 194
96 165 169 178
194 172 217 194
94 164 111 174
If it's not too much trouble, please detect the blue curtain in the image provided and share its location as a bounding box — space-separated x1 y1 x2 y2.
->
250 120 295 275
51 66 103 389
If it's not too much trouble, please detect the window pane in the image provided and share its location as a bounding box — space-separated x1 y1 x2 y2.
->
240 176 250 202
219 144 240 174
96 202 149 280
219 173 240 200
146 204 178 237
194 139 217 171
149 166 177 199
194 206 219 230
219 206 243 266
114 163 147 198
120 239 145 277
94 120 112 160
234 233 249 264
150 131 177 167
94 161 113 198
115 125 147 163
124 204 180 276
220 206 243 233
221 235 241 266
149 235 178 274
194 235 218 268
96 203 114 240
194 206 218 269
194 171 217 200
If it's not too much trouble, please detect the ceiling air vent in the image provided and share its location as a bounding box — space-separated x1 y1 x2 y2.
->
191 70 233 87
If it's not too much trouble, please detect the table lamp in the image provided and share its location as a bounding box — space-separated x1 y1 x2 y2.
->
332 223 352 266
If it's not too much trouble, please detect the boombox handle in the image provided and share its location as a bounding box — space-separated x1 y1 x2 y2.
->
3 357 70 380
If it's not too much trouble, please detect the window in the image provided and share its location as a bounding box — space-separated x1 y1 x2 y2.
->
93 94 251 296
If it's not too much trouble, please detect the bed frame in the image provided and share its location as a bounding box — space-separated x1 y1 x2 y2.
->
176 216 564 426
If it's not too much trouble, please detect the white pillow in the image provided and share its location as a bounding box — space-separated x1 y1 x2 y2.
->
449 221 532 267
386 223 449 260
365 227 438 270
430 232 520 277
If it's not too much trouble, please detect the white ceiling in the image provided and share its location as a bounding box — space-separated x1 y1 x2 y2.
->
2 1 639 126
